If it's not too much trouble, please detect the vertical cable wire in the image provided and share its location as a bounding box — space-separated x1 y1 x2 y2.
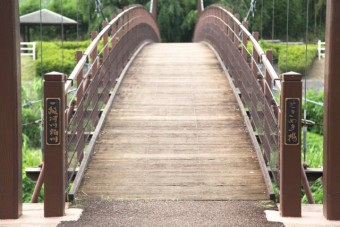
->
303 0 310 163
76 0 79 47
39 0 44 152
286 0 290 72
261 0 263 38
271 0 275 52
61 0 64 73
39 0 43 78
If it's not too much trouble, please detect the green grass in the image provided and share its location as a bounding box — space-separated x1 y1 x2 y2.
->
21 56 36 81
21 53 44 202
305 131 323 168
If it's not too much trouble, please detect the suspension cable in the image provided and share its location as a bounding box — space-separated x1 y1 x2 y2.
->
61 0 64 73
244 0 256 22
260 0 263 38
285 0 290 72
95 0 108 22
303 0 310 163
39 0 43 78
76 0 79 47
271 0 275 52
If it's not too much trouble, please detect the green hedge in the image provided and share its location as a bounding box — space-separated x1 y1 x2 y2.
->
278 44 317 74
35 41 91 76
248 41 317 74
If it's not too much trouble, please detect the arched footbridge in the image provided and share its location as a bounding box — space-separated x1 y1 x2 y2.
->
36 1 305 218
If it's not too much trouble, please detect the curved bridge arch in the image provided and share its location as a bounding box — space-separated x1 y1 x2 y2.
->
194 4 281 198
43 4 160 209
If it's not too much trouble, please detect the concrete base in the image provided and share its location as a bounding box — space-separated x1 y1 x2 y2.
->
0 203 82 227
266 204 340 226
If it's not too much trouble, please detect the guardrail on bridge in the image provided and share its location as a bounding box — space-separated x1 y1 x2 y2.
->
194 4 304 217
42 4 160 217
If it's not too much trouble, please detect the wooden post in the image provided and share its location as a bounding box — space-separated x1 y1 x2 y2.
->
279 72 302 217
44 72 66 217
252 32 259 77
323 0 340 220
0 0 22 219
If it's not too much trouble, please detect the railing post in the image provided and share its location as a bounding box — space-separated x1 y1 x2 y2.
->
279 72 302 217
228 11 233 41
0 0 22 219
264 50 273 103
102 21 109 60
111 14 117 48
43 72 66 217
91 31 98 76
324 0 340 220
242 21 248 61
252 32 259 77
234 14 240 48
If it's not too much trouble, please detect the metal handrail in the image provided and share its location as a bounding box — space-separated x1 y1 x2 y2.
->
193 4 283 200
194 5 306 209
43 4 160 207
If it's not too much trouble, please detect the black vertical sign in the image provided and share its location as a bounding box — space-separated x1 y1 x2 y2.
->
46 98 61 145
285 98 300 145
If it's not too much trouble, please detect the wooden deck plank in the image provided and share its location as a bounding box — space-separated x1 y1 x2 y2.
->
79 43 268 201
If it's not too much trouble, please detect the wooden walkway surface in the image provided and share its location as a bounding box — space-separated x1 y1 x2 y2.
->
79 43 268 200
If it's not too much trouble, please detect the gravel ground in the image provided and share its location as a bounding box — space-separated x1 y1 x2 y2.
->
59 198 283 227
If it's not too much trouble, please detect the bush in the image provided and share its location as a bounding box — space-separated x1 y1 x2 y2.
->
278 44 317 74
35 41 90 76
305 90 324 135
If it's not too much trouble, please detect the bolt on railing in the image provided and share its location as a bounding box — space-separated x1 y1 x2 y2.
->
194 4 303 217
43 4 160 217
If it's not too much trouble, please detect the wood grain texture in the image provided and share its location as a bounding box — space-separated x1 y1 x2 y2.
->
0 0 22 219
79 43 268 200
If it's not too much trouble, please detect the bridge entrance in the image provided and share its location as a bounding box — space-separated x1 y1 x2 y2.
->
79 43 268 200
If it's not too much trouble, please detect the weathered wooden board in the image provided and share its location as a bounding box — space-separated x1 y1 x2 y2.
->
79 43 268 200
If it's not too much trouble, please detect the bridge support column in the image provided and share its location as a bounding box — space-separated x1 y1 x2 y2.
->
43 72 66 217
279 72 302 217
323 0 340 220
0 0 22 219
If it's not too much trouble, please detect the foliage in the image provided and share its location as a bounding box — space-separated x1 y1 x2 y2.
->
305 131 323 168
20 0 326 43
35 41 90 76
278 44 317 74
157 0 197 42
305 89 324 135
21 53 44 202
22 139 43 202
302 177 323 204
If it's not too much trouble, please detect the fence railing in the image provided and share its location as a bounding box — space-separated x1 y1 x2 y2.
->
43 4 160 217
194 4 303 217
20 42 36 60
318 40 325 60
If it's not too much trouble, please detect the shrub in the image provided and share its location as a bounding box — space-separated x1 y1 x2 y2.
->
35 41 90 76
278 44 317 74
305 90 324 135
